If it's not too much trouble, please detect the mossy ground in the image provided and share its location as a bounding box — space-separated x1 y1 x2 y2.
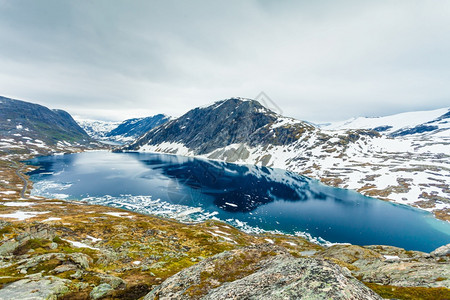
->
364 282 450 300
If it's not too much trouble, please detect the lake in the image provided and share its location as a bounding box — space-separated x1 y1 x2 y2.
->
26 151 450 252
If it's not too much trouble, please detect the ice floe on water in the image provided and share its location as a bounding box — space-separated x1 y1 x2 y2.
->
80 194 215 223
75 194 338 247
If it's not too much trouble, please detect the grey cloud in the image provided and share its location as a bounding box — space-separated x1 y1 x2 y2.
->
0 0 449 122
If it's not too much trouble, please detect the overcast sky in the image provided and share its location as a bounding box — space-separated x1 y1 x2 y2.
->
0 0 449 122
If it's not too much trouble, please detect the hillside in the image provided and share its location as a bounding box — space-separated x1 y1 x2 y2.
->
123 98 450 221
0 96 92 148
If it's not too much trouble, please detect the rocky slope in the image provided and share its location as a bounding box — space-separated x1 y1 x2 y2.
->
123 98 450 221
0 96 92 146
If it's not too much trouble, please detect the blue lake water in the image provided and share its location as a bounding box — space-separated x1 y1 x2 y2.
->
26 151 450 252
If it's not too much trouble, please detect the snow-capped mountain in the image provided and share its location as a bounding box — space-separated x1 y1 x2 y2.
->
122 98 450 221
322 107 450 137
105 114 170 142
125 98 318 154
77 114 170 143
76 118 121 140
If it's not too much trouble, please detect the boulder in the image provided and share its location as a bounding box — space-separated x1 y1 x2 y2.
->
145 245 381 300
68 253 92 269
315 245 383 264
0 275 70 299
0 240 19 256
90 283 113 299
431 243 450 257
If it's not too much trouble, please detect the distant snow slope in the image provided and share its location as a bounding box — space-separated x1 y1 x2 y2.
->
322 107 450 137
75 118 121 140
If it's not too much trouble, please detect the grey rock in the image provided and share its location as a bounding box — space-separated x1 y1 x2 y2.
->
431 243 450 257
204 258 381 300
145 245 381 300
0 275 70 300
18 253 65 272
74 282 90 290
49 242 58 250
90 283 113 299
96 250 119 266
315 244 383 264
364 245 429 259
70 270 83 279
353 258 450 288
16 223 55 243
150 261 166 269
68 253 92 269
54 263 78 273
0 240 19 256
99 274 125 289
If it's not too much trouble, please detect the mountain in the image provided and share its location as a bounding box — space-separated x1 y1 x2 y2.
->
123 98 450 221
125 98 318 155
322 107 450 137
75 118 121 140
0 96 91 146
77 114 170 143
105 114 170 142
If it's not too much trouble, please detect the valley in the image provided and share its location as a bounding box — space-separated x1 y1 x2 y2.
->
0 95 449 299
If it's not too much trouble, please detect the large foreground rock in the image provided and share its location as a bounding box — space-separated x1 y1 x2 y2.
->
0 275 69 300
431 243 450 257
145 245 381 300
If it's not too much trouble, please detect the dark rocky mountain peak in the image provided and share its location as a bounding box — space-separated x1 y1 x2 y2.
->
124 97 315 155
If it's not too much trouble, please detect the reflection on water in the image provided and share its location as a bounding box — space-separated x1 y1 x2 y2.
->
26 151 450 252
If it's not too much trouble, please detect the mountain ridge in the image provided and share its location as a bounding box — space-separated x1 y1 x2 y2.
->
0 96 91 146
122 98 450 221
